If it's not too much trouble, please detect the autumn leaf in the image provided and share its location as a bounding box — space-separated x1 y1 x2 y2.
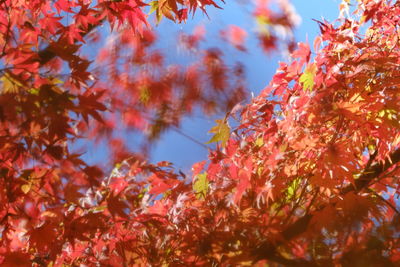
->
299 63 316 91
234 169 251 204
255 137 264 147
149 174 176 195
192 160 206 176
286 177 301 201
206 119 230 147
2 0 400 265
107 193 129 218
28 223 58 252
1 252 31 266
222 25 247 51
292 42 311 67
139 86 150 105
21 183 31 194
109 177 129 195
0 72 24 94
193 172 208 198
149 1 159 15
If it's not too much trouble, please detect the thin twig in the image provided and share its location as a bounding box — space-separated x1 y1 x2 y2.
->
369 189 400 216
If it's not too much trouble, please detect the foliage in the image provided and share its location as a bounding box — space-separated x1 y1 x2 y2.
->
1 0 400 266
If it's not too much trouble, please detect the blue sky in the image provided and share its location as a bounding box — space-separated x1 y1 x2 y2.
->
150 0 342 171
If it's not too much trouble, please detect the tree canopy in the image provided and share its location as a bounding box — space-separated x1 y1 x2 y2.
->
1 0 400 266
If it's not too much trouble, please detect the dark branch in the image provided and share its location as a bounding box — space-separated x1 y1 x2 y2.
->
253 147 400 262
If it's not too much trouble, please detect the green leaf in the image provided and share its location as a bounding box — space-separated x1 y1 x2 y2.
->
300 63 316 92
286 177 301 201
28 88 40 95
90 205 107 212
206 119 230 147
193 172 208 198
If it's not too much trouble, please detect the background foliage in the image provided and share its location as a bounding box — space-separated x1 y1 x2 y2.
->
0 0 400 266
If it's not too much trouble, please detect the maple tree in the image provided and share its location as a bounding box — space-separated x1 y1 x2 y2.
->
1 0 400 265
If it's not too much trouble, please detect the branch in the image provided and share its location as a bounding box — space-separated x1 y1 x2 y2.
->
368 188 400 216
253 147 400 262
343 148 400 194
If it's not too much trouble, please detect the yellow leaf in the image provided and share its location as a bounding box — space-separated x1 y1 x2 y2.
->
21 183 31 194
206 119 230 147
91 205 107 212
286 177 301 201
41 211 58 218
255 15 271 35
139 86 150 105
149 1 158 14
300 63 316 91
0 72 24 94
257 166 264 176
28 88 40 95
193 172 208 198
255 137 264 147
50 77 64 85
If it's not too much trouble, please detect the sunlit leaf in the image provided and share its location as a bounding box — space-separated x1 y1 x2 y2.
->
193 172 208 198
300 63 316 91
206 119 230 147
0 72 24 94
21 183 31 194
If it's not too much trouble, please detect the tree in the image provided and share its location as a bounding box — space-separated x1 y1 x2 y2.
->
1 0 400 266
